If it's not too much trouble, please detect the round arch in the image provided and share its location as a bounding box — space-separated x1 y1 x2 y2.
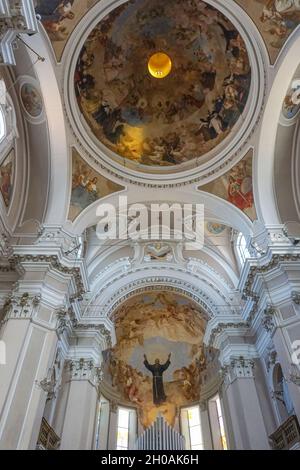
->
256 30 300 225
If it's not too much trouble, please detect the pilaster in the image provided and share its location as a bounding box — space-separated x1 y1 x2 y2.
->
60 358 101 450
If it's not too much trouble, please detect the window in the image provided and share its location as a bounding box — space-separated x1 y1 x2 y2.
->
187 406 204 450
116 408 130 450
215 396 228 450
236 232 251 266
209 395 228 450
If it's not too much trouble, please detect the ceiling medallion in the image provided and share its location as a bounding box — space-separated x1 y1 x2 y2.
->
148 52 172 79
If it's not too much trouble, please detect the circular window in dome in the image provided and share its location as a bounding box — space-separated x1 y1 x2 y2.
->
74 0 251 173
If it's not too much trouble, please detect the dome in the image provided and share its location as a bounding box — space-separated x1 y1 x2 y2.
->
74 0 251 173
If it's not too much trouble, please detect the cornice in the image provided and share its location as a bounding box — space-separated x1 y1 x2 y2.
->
206 321 250 348
55 307 112 349
0 0 38 66
88 276 218 320
9 252 87 301
242 253 300 299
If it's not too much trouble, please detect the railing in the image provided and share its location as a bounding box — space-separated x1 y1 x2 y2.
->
269 415 300 450
36 418 61 450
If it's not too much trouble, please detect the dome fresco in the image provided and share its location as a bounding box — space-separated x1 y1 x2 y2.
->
74 0 251 169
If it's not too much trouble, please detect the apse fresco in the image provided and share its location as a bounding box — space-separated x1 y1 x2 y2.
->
75 0 251 169
34 0 98 60
102 292 211 428
69 149 124 221
200 151 257 221
0 148 15 209
236 0 300 63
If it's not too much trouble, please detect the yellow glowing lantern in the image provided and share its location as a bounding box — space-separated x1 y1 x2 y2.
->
148 52 172 79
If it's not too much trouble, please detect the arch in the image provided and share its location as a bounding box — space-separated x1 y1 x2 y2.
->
256 30 300 225
66 188 253 238
24 30 70 225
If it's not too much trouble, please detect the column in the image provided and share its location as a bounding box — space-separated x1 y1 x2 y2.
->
107 401 118 451
222 357 270 450
60 359 100 450
0 242 84 450
199 401 213 450
0 291 59 449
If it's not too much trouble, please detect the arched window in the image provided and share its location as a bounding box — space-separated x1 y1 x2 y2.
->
117 408 130 450
116 406 137 450
181 406 204 450
208 395 228 450
236 232 251 266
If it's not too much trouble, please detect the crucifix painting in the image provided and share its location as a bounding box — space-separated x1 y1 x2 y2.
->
144 353 171 406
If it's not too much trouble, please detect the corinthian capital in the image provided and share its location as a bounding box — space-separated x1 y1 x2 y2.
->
67 358 99 385
222 356 255 385
2 292 40 323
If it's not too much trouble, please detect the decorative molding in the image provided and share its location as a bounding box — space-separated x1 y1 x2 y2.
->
56 308 70 336
243 254 300 299
36 375 57 401
1 292 40 324
266 348 277 373
68 358 95 380
208 322 249 347
289 364 300 387
0 219 12 257
110 400 118 414
222 356 255 385
89 273 222 320
262 305 277 334
9 254 86 300
0 0 38 66
36 226 83 261
67 358 104 390
72 322 112 348
246 295 259 323
292 292 300 305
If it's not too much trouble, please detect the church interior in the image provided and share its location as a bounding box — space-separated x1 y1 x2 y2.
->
0 0 300 451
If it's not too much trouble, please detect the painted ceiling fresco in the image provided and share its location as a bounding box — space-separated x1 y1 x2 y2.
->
75 0 251 169
34 0 98 60
0 148 15 210
102 292 212 428
236 0 300 63
200 150 257 221
69 148 124 221
282 78 300 119
35 1 300 67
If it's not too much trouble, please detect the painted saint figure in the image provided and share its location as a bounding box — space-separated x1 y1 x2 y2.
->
144 353 171 405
